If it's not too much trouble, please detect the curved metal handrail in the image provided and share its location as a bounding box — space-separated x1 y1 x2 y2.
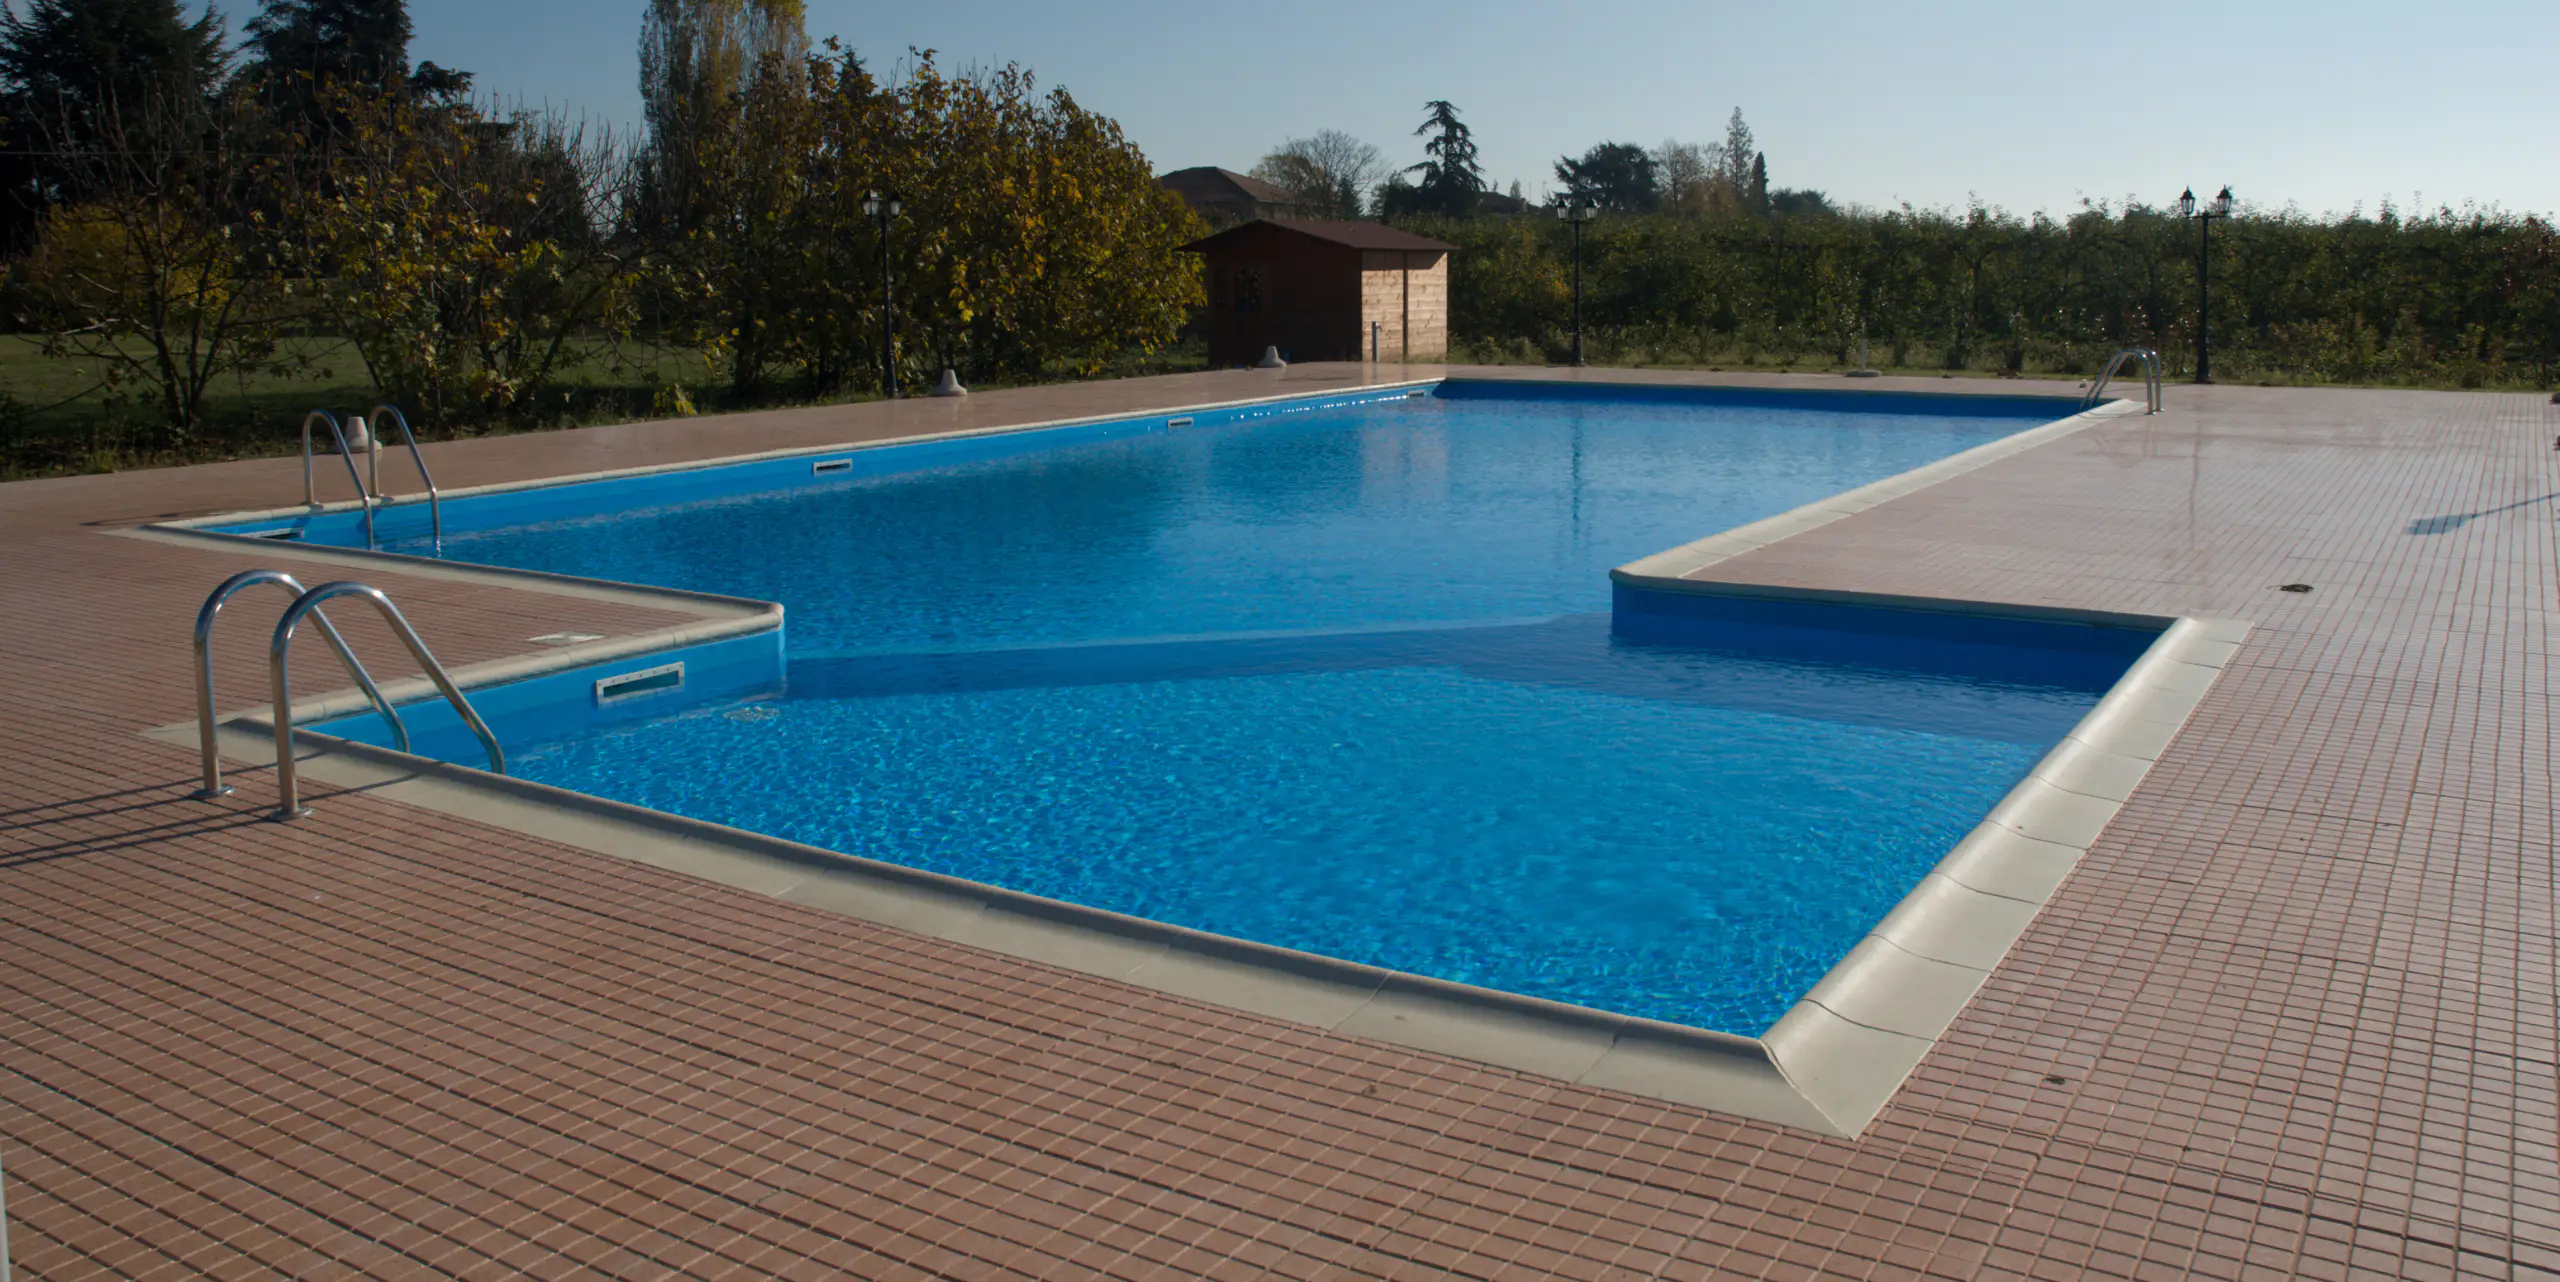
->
300 409 377 548
368 404 442 548
268 582 505 821
191 569 409 799
2083 347 2163 414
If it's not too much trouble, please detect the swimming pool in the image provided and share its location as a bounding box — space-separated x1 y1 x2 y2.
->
253 381 2156 1037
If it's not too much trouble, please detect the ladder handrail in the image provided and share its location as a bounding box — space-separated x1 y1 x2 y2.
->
268 581 505 821
367 404 443 547
300 409 377 548
192 569 408 799
2082 347 2162 414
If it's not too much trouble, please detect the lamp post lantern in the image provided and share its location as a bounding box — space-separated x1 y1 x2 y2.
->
862 190 904 398
2177 185 2234 384
1556 198 1597 367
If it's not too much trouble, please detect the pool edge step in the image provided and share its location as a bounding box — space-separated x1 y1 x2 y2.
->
161 714 1850 1136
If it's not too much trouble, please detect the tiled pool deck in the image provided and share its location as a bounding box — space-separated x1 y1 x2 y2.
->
1 366 2552 1279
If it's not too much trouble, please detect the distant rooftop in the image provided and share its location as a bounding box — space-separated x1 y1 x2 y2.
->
1157 166 1304 208
1177 217 1457 254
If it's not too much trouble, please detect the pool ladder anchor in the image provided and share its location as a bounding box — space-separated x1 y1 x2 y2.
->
300 403 443 550
2082 348 2163 414
190 571 503 820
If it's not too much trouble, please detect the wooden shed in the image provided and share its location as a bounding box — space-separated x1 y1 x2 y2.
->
1178 219 1456 366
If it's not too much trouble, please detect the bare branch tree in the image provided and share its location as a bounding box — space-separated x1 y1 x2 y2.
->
14 87 312 446
296 84 645 422
1251 129 1384 219
1651 138 1733 216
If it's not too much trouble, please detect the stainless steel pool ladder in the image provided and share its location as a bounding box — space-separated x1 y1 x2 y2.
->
299 405 443 549
190 571 504 819
300 410 374 547
2082 347 2163 414
192 569 406 799
266 581 504 821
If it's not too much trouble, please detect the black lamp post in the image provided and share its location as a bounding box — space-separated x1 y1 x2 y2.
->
862 190 903 398
2177 185 2234 384
1556 198 1597 366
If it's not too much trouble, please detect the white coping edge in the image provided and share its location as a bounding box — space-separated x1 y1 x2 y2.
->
1736 601 2246 1132
145 383 2237 1137
157 713 1839 1131
1618 396 2149 582
114 521 782 617
158 604 2242 1138
109 521 786 726
148 376 1443 532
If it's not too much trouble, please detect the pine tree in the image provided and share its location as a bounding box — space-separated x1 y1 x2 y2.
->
1404 99 1483 218
244 0 412 131
1720 108 1756 200
1750 151 1768 214
0 0 227 249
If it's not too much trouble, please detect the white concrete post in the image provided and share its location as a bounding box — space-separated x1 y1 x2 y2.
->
350 414 379 498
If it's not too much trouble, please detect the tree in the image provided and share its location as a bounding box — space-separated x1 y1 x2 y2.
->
1749 151 1769 213
1770 188 1834 218
244 0 413 129
656 46 1202 399
1553 142 1658 212
16 90 309 445
634 0 806 236
1651 139 1730 216
297 83 640 421
844 55 1203 386
1720 108 1756 200
667 37 822 399
0 0 228 251
1399 99 1482 218
1251 129 1383 219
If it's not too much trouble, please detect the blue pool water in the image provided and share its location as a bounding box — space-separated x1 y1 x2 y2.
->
284 382 2148 1034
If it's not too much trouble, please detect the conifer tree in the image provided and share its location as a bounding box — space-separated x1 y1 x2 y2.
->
244 0 412 130
0 0 227 248
1402 99 1483 218
1720 108 1756 199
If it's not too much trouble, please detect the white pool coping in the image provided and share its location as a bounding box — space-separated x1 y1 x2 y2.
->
147 384 2245 1137
147 379 1443 535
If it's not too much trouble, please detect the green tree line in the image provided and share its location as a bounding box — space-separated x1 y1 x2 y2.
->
0 0 1202 471
1402 199 2560 386
1251 101 2556 388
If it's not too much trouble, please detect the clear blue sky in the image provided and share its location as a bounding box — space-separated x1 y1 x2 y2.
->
394 0 2559 219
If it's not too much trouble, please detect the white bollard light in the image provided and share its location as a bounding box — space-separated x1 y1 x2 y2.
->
347 413 379 496
1257 346 1287 369
930 368 968 397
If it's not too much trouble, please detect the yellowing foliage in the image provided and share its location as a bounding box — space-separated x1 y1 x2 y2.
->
666 46 1203 397
299 88 637 420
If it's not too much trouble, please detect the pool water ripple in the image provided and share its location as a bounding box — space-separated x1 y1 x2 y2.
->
361 386 2126 1034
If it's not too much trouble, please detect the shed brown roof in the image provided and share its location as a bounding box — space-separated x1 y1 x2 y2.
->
1177 217 1457 254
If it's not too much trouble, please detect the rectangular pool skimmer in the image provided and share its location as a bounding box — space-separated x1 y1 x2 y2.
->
1166 416 1194 429
811 458 853 475
595 662 684 705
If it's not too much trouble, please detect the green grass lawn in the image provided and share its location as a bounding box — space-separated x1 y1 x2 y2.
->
0 333 1220 479
0 335 765 479
28 323 2525 481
